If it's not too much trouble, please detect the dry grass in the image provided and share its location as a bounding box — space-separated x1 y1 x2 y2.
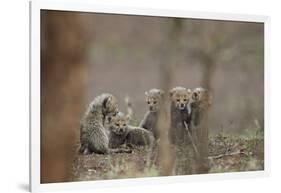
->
71 128 264 181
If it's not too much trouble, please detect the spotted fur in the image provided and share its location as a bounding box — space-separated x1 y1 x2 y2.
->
139 88 164 139
79 93 130 154
109 112 155 148
169 86 192 145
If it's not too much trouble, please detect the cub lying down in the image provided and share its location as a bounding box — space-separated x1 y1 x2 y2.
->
108 112 155 149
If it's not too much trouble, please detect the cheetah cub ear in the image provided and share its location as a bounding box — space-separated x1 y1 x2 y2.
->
125 114 130 122
169 88 176 98
145 91 149 102
158 89 165 97
187 89 192 95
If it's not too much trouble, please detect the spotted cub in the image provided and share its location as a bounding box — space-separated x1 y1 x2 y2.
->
109 112 155 149
169 86 192 145
190 87 212 138
139 88 164 139
189 87 212 173
79 93 122 154
108 112 129 148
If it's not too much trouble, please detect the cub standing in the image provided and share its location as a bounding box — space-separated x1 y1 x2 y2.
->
190 87 212 173
169 86 192 146
139 88 164 140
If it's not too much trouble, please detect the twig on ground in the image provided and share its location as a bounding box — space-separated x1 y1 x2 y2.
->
183 121 199 157
208 150 248 160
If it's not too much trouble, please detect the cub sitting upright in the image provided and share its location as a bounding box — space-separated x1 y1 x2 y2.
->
109 112 155 148
169 86 192 145
79 93 130 154
189 87 212 143
189 87 212 173
139 89 164 140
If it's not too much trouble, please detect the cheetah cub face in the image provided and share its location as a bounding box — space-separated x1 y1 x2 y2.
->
109 112 129 135
103 95 119 122
145 89 164 112
191 87 212 106
170 86 192 110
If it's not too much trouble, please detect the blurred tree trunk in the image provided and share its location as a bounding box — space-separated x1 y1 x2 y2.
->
194 109 210 173
201 55 215 91
41 10 88 183
158 18 186 176
193 53 214 174
198 54 214 174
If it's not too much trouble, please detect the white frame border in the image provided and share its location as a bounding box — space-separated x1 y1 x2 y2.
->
30 0 270 192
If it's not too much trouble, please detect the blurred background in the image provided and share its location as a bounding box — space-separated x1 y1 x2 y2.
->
40 10 264 183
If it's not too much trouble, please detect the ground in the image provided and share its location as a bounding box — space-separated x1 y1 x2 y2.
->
71 129 264 182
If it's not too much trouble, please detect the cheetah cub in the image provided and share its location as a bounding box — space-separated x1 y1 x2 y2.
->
169 86 192 145
139 88 164 139
189 87 212 173
109 112 155 149
108 112 128 148
189 87 212 138
79 93 130 154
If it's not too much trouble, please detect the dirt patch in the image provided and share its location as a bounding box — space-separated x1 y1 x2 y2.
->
71 133 264 181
